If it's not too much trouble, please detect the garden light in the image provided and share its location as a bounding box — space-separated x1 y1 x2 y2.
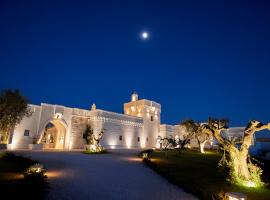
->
142 153 149 160
225 192 246 200
25 163 45 177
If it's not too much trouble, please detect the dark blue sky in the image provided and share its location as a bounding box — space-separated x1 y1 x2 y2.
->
0 0 270 127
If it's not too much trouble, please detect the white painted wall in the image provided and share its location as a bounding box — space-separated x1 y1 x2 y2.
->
10 93 157 150
10 105 41 149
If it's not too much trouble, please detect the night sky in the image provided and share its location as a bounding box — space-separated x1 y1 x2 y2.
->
0 0 270 127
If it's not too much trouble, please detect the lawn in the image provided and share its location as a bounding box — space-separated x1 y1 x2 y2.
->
0 152 48 199
144 149 270 200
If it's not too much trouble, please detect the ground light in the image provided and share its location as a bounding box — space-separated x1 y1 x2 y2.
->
24 163 46 177
142 153 149 161
141 149 154 161
245 180 256 188
225 192 246 200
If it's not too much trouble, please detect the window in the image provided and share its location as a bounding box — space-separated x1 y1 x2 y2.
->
137 137 140 142
24 129 30 136
150 116 154 121
119 135 122 141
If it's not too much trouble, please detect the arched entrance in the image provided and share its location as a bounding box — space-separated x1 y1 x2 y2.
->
40 119 66 149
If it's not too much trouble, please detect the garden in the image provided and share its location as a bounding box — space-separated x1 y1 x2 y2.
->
141 118 270 200
142 149 270 200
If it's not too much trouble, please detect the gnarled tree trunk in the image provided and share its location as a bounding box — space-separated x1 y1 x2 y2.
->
228 145 250 181
199 140 207 154
211 120 270 185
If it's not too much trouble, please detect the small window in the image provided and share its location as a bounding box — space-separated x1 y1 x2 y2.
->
151 116 154 121
24 129 30 136
137 137 140 142
119 135 122 141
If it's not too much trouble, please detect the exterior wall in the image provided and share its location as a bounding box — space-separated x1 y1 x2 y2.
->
69 109 143 149
159 124 174 138
222 127 246 141
159 124 186 138
10 99 145 149
9 94 251 151
10 97 251 151
36 104 72 150
10 105 41 149
159 125 250 149
159 124 207 148
124 98 161 148
10 103 73 150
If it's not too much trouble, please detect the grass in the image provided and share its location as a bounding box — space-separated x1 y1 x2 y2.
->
82 149 108 154
143 149 270 200
0 152 48 199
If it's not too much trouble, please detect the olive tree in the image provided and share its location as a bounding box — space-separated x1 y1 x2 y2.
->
157 136 175 150
201 118 270 187
0 89 31 144
83 124 104 152
83 124 94 145
180 119 212 153
157 122 194 151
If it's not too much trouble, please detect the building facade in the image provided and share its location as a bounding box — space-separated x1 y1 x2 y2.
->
8 92 249 150
9 92 162 150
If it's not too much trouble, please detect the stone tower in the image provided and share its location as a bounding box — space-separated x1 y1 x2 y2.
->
124 92 161 148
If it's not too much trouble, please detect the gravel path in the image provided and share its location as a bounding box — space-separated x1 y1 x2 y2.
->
16 149 197 200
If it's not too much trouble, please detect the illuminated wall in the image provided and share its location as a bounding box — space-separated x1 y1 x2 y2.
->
9 93 161 150
9 105 41 149
124 93 161 148
69 109 143 149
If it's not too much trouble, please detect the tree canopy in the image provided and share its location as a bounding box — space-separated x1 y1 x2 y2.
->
0 89 31 143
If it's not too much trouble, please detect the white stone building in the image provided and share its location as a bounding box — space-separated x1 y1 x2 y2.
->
8 92 250 150
9 92 163 150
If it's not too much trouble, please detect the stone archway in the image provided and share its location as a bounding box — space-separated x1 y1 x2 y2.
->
39 119 67 150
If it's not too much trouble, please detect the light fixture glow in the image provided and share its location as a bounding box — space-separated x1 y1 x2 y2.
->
142 153 149 160
226 192 246 200
25 163 45 177
246 180 256 187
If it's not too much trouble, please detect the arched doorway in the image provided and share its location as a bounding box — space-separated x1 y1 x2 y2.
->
40 119 66 149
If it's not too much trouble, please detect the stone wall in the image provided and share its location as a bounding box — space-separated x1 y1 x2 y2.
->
10 105 41 149
69 109 144 149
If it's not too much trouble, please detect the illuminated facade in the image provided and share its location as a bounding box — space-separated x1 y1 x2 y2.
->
9 92 162 150
9 92 249 150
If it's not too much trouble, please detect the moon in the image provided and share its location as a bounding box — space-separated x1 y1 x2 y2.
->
141 31 149 39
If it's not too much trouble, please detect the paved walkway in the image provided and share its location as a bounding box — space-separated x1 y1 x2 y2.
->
16 150 197 200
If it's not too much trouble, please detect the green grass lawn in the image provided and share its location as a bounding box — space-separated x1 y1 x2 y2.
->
144 149 270 200
0 152 48 199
